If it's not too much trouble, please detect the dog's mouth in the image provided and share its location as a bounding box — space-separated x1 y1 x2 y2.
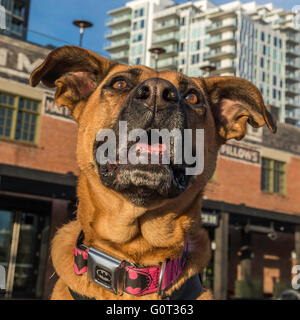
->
94 130 191 207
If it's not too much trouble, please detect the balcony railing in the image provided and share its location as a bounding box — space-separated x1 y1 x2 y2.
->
206 20 237 33
152 33 180 45
106 14 131 25
208 35 236 46
111 51 129 59
285 110 298 119
207 48 236 60
104 39 130 51
153 20 179 32
105 27 131 38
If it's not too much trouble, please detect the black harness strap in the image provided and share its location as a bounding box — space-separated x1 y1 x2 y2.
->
69 287 95 300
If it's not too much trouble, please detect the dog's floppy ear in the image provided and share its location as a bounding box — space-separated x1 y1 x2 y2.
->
202 76 277 140
30 45 117 111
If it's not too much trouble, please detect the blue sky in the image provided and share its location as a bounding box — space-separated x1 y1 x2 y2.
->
28 0 297 56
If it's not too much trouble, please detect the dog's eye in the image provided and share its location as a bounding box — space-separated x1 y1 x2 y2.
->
112 80 128 90
185 93 198 105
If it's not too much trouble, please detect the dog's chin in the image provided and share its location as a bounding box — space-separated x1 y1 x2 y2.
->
98 163 189 207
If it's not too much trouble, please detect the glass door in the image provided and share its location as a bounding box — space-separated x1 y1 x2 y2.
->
0 210 50 299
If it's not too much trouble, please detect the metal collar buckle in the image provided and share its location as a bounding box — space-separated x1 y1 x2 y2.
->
87 247 126 295
157 259 170 299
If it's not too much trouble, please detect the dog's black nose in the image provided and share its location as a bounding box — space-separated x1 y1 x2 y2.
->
133 78 179 110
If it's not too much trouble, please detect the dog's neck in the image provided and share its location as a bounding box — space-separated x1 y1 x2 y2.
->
76 172 204 265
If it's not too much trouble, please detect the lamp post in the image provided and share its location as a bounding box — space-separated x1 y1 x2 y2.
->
73 20 93 47
200 63 216 77
149 47 166 70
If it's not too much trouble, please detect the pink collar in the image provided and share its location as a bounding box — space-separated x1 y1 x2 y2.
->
74 231 188 297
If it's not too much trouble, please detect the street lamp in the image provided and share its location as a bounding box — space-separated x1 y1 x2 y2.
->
200 63 216 77
149 47 166 70
73 20 93 47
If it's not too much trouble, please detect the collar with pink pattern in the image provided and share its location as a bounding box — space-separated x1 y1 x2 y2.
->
74 231 188 297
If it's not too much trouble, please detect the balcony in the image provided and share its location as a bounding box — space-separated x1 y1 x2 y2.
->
286 84 300 97
285 110 298 125
110 51 129 64
153 20 179 34
206 48 236 62
154 8 179 22
286 33 299 46
152 33 179 46
286 46 300 58
106 14 131 27
208 10 237 21
207 35 236 48
155 58 177 71
285 98 300 110
108 6 131 16
206 20 237 35
104 39 130 52
286 59 300 71
286 72 300 84
105 27 131 39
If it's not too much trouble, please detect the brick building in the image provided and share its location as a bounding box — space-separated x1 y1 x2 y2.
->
202 124 300 299
0 34 78 299
0 33 299 300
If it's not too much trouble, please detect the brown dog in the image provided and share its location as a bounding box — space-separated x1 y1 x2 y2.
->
30 46 276 300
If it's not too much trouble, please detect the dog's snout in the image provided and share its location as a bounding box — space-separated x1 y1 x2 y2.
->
133 78 179 110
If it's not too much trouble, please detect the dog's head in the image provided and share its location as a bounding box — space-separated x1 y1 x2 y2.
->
31 46 276 209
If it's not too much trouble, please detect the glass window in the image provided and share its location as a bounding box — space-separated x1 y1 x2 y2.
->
274 37 277 47
261 31 265 42
139 8 144 17
140 20 144 29
260 57 264 68
261 158 285 194
0 92 40 143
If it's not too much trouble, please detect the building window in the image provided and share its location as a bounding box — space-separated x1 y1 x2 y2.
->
260 57 264 68
140 20 145 29
134 10 138 18
273 75 277 86
261 31 265 42
139 8 144 17
133 22 137 31
179 42 185 52
261 158 286 194
196 40 201 50
180 17 185 26
136 57 141 65
279 39 282 48
191 54 200 64
274 37 277 47
0 92 40 143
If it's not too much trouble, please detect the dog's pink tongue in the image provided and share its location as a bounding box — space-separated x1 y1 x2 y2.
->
136 143 166 155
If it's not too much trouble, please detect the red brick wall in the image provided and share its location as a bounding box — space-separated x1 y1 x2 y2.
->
0 115 79 175
205 156 300 216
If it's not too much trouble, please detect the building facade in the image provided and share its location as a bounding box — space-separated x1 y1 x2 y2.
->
104 0 300 126
202 123 300 299
0 34 78 299
0 0 30 40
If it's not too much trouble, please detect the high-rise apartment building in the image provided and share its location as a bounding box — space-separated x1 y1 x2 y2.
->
0 0 30 40
104 0 300 126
